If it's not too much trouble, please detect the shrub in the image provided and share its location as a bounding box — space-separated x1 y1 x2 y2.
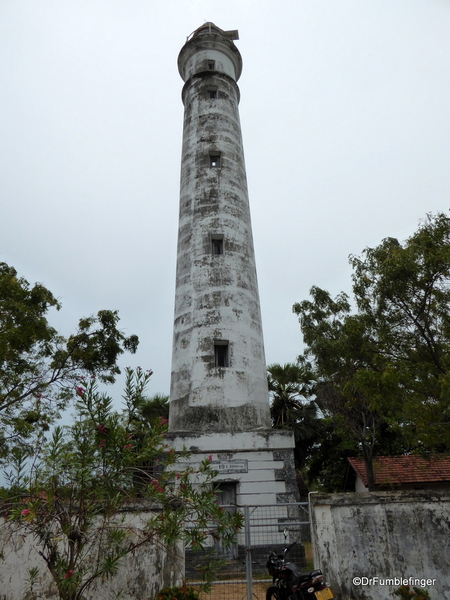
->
393 585 431 600
3 369 243 600
156 585 200 600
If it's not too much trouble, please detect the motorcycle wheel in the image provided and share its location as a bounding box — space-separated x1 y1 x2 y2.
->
266 586 280 600
267 585 302 600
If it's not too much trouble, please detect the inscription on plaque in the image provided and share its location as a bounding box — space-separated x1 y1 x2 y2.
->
211 459 248 474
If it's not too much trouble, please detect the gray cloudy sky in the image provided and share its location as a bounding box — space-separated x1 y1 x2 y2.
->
1 0 450 401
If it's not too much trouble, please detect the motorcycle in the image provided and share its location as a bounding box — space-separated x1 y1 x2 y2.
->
265 531 334 600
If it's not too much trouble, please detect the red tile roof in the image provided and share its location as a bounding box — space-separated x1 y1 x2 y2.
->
348 455 450 487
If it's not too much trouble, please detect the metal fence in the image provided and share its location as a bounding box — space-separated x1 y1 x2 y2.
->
186 503 311 600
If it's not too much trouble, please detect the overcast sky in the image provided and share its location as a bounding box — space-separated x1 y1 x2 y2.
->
1 0 450 403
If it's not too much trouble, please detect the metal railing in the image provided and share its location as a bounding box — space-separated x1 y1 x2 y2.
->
186 502 310 600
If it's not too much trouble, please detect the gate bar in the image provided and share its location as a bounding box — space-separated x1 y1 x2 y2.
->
244 505 253 600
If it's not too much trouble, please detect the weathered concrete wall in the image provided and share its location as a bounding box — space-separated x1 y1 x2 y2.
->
168 430 298 507
0 512 183 600
169 24 271 434
309 491 450 600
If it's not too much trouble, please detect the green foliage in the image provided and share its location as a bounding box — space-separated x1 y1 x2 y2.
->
0 262 138 464
138 393 170 427
293 213 450 490
156 585 200 600
304 416 358 491
267 363 321 469
348 213 450 450
1 369 242 600
393 586 431 600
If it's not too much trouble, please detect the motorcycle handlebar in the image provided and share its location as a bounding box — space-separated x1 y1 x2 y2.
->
284 541 297 554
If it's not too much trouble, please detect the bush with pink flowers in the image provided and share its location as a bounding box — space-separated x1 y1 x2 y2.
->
2 368 242 600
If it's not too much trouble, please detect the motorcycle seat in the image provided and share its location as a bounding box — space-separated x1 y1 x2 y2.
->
298 569 322 583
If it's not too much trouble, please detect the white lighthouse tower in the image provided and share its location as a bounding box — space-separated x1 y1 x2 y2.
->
168 23 297 509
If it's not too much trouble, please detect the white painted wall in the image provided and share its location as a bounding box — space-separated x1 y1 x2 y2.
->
178 24 242 82
169 24 270 434
355 475 368 493
170 429 301 553
309 491 450 600
168 430 297 507
169 27 299 549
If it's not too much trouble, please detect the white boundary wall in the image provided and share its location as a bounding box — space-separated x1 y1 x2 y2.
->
0 513 183 600
309 490 450 600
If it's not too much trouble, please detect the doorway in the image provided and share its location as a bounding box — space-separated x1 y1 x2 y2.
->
215 481 238 559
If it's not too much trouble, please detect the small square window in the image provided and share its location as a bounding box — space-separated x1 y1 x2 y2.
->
208 60 215 70
211 235 224 255
208 90 217 99
209 153 221 168
214 341 229 367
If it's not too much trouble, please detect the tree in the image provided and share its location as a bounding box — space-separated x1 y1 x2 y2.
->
292 286 395 490
0 262 139 461
293 213 450 490
120 388 170 489
138 393 170 427
2 369 242 600
349 212 450 448
267 363 320 469
304 415 359 492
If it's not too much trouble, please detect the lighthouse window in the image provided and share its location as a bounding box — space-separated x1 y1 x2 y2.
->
209 153 221 168
208 60 215 70
214 342 229 368
211 235 224 254
208 90 217 99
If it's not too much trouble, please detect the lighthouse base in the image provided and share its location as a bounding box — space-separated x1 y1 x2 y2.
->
166 429 299 505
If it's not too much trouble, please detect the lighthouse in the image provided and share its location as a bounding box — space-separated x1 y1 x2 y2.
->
168 23 297 509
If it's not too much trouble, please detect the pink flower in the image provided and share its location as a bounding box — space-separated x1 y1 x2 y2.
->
123 444 133 450
207 454 213 462
75 386 85 396
158 417 168 424
151 479 163 493
21 509 30 517
64 570 74 579
97 424 107 434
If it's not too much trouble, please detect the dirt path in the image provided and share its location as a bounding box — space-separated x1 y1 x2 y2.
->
200 582 269 600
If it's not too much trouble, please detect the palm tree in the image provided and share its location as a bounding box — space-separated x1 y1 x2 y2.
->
130 393 169 489
267 363 321 467
139 393 169 427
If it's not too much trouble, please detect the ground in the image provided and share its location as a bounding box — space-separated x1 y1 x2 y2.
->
196 543 314 600
200 582 269 600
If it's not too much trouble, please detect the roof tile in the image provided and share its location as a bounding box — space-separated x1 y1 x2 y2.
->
348 455 450 487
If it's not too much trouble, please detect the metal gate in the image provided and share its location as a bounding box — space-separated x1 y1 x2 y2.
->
185 503 311 600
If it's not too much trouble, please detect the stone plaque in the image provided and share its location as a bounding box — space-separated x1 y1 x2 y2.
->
211 459 248 474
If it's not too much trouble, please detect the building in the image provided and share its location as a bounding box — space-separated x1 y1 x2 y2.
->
346 455 450 492
167 23 298 512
